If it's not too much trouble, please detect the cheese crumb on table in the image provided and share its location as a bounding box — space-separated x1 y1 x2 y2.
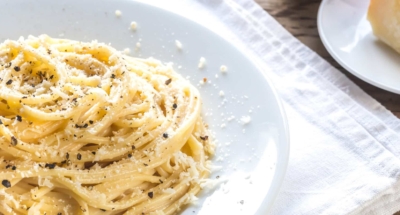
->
198 57 206 69
136 42 141 49
219 91 225 97
115 10 122 17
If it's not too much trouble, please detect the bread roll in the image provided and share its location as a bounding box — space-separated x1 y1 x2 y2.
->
368 0 400 53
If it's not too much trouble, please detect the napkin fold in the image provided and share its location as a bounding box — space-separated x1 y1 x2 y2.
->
142 0 400 214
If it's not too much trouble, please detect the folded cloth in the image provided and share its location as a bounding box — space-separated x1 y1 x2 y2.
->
141 0 400 214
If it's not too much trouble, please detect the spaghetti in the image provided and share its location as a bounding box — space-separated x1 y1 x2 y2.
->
0 35 214 215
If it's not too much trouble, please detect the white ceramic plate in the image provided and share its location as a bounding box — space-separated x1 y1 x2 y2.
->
0 1 289 214
318 0 400 94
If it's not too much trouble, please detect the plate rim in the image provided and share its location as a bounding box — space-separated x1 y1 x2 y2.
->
317 0 400 94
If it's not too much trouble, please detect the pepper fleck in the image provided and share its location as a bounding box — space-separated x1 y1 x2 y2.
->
5 165 11 169
0 119 3 125
45 163 56 169
148 191 154 198
11 136 17 146
132 145 136 150
200 136 208 141
163 133 168 138
66 153 70 159
77 153 82 160
92 151 96 155
128 154 132 158
100 209 106 212
13 66 20 72
75 123 89 128
89 120 94 124
11 166 16 170
111 74 116 79
2 179 11 188
6 79 12 85
172 104 177 110
159 179 163 184
16 115 22 122
165 78 172 85
57 213 62 215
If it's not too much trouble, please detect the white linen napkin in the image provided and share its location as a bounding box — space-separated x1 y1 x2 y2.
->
140 0 400 214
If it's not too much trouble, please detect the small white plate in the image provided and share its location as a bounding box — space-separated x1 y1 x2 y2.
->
318 0 400 94
0 0 289 214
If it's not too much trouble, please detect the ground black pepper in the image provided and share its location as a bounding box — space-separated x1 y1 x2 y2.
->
148 191 153 198
16 115 22 122
77 153 82 160
6 79 12 85
172 104 177 110
163 133 168 138
2 179 11 188
45 163 56 169
13 66 20 72
200 136 208 141
75 123 88 128
165 78 172 85
11 136 17 146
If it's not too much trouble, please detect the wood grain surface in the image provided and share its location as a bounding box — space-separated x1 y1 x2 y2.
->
254 0 400 118
254 0 400 214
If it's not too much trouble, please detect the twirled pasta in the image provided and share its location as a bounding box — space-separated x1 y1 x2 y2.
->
0 35 214 215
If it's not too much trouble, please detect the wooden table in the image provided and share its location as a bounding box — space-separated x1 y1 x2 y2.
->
254 0 400 214
255 0 400 118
